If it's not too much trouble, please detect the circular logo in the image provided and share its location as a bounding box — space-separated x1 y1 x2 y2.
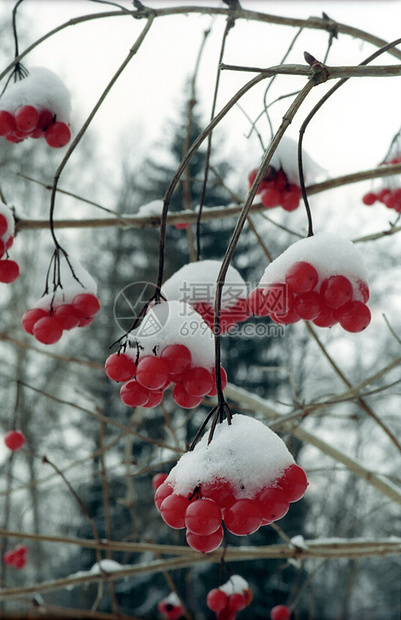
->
113 281 162 334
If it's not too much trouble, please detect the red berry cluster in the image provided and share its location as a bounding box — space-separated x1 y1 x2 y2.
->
3 544 28 569
248 167 302 212
153 464 307 553
105 343 227 410
4 429 25 451
363 155 401 212
0 105 70 147
207 576 253 620
22 292 100 345
249 261 371 332
0 206 19 283
270 605 291 620
192 298 250 334
157 593 183 620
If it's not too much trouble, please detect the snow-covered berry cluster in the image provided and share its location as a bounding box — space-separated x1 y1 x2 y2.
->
270 605 291 620
3 544 28 569
0 67 71 147
248 136 323 212
0 202 19 283
206 575 253 620
157 592 184 620
22 259 100 345
363 155 401 213
106 301 227 409
162 260 250 334
153 415 307 553
248 233 371 332
4 429 25 451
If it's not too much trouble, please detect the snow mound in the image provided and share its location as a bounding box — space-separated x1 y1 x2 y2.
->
33 255 97 310
0 202 15 243
162 260 247 310
137 200 163 216
127 299 215 368
259 232 369 295
270 135 325 185
167 414 294 498
220 575 249 596
0 67 71 123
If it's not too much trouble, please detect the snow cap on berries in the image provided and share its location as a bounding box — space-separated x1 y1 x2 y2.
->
269 135 325 185
127 300 215 368
162 260 247 310
219 575 249 596
0 67 71 123
32 256 97 311
166 414 294 498
259 232 369 297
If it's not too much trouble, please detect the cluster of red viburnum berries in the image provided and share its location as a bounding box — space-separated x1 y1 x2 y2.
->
248 167 302 212
22 293 101 345
363 155 401 213
152 464 307 554
0 211 19 283
157 593 183 620
105 344 227 410
0 104 70 147
3 544 28 569
206 578 253 620
248 261 371 332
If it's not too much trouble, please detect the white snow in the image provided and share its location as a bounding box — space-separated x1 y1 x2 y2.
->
162 260 248 310
166 413 294 498
0 201 15 243
137 200 163 216
0 67 71 123
162 592 181 607
219 575 249 596
89 559 125 574
258 232 369 298
269 135 326 185
126 300 215 369
32 254 97 310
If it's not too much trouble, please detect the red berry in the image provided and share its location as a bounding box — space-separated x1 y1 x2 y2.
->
285 262 318 294
182 366 213 396
72 293 100 318
223 499 262 536
0 239 6 258
207 588 228 612
228 592 246 612
6 236 13 249
0 110 16 136
152 473 168 491
160 493 190 529
270 604 291 620
271 306 300 325
0 214 8 237
0 259 19 283
22 308 48 334
174 222 190 230
261 188 281 208
277 464 308 502
154 481 173 510
172 383 203 408
136 355 169 390
247 287 270 317
355 279 369 303
293 291 322 320
248 168 258 188
31 109 54 137
377 188 391 203
200 477 236 509
120 380 150 407
15 105 39 132
53 304 81 330
45 121 71 148
33 316 63 344
338 301 371 333
312 303 338 328
258 486 289 522
362 192 377 206
105 352 136 382
281 192 300 212
320 275 353 308
142 389 164 408
216 609 237 620
4 430 25 451
185 498 222 536
160 344 192 377
186 524 224 553
275 170 288 191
